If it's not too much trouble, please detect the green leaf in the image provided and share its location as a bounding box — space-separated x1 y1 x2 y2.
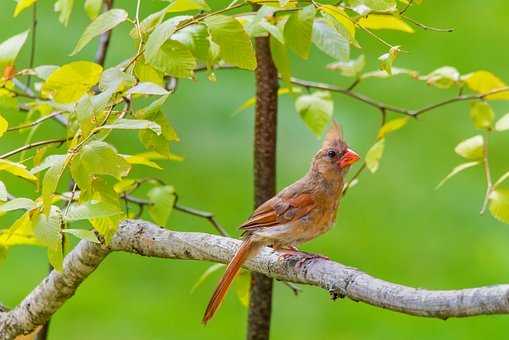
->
0 181 7 201
147 185 175 226
378 46 399 75
90 214 122 244
190 263 225 294
150 40 197 78
129 5 170 39
312 19 349 61
34 65 59 80
0 159 38 182
421 66 460 89
436 161 480 189
101 118 162 135
361 66 417 79
366 138 385 173
348 0 397 15
76 90 114 137
489 190 509 224
42 61 103 103
495 113 509 131
295 91 333 137
327 54 365 77
0 198 35 214
0 212 38 246
14 0 36 17
319 5 355 41
99 67 136 92
0 31 29 70
65 200 122 221
71 9 128 55
126 82 168 96
54 0 74 26
284 5 316 59
258 19 284 44
134 62 164 86
84 0 102 20
270 36 292 88
0 114 8 138
469 101 494 130
463 70 509 100
42 155 68 214
122 154 162 170
358 14 413 32
377 117 409 138
31 155 67 174
33 206 63 270
171 23 210 63
63 228 100 243
454 135 484 160
204 15 256 70
70 141 131 191
235 270 250 307
144 16 190 64
167 0 210 12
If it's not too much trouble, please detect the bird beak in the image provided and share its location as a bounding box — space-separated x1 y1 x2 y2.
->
340 148 360 169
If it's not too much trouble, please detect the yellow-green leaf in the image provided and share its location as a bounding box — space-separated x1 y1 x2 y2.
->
0 31 29 70
33 207 63 270
0 114 8 138
71 9 128 55
84 0 102 20
149 40 197 79
469 101 494 130
144 16 190 64
63 228 100 243
0 212 39 246
167 0 210 12
123 154 162 170
366 138 385 173
235 270 250 307
436 161 480 189
377 117 409 138
327 54 365 77
42 155 68 214
454 135 483 160
463 70 509 100
147 185 175 226
54 0 74 26
42 61 103 103
319 5 355 41
0 159 38 182
378 46 399 75
422 66 460 89
489 190 509 224
65 200 122 221
284 5 316 59
14 0 36 17
495 113 509 131
0 181 6 201
295 91 333 137
0 198 35 214
358 14 413 33
312 19 349 61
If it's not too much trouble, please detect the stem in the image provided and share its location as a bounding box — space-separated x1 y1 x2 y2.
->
0 138 69 159
480 133 492 214
95 0 114 66
248 30 279 340
7 111 63 132
26 2 37 87
402 15 454 33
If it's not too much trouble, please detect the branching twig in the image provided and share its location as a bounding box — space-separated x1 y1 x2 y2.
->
480 132 493 214
402 15 454 33
6 112 63 132
0 138 70 159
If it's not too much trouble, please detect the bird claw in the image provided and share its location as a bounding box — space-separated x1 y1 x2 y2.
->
278 249 329 268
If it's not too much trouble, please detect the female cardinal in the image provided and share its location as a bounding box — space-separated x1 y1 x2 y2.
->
202 121 359 324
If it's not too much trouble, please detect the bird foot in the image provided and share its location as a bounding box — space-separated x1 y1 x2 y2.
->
278 249 329 268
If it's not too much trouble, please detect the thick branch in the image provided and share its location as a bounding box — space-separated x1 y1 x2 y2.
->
3 220 509 339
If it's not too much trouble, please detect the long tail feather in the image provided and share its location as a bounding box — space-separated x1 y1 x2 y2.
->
202 238 259 324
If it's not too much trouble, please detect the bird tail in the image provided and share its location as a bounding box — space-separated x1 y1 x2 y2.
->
202 238 259 324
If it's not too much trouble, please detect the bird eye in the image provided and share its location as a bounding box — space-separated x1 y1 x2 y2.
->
327 150 337 158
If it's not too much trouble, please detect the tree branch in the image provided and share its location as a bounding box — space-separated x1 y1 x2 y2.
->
3 219 509 339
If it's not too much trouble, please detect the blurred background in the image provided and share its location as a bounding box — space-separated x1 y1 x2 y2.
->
2 0 509 339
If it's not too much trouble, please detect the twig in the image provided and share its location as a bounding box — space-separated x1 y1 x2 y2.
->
26 2 37 87
399 0 414 15
480 132 492 214
0 138 70 159
6 111 63 132
402 15 454 33
95 0 114 66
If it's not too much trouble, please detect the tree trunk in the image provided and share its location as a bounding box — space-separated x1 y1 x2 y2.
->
247 34 279 340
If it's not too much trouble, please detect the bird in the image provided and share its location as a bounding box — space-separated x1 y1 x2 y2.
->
202 121 359 324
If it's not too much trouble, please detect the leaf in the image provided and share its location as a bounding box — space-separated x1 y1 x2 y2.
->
65 200 122 221
167 0 210 12
348 0 397 15
42 61 103 103
70 141 131 191
421 66 460 89
33 65 59 80
463 70 509 100
129 5 170 39
54 0 74 26
0 198 35 214
358 14 413 32
76 90 114 136
295 91 333 137
84 0 102 20
235 87 297 113
147 185 175 226
365 138 385 173
0 181 7 201
190 263 225 294
171 23 210 63
0 159 38 182
144 16 190 64
71 9 128 55
63 228 100 243
0 31 29 70
436 161 480 189
361 67 417 79
0 114 8 138
14 0 36 17
126 82 168 96
495 113 509 131
378 46 399 75
327 55 365 77
489 190 509 224
312 19 349 61
284 5 316 59
99 67 136 92
90 214 122 244
134 62 164 86
270 36 292 88
31 154 67 174
319 5 355 41
113 179 137 193
377 117 409 138
494 171 509 189
41 155 68 214
235 270 250 307
0 212 38 246
149 40 197 79
469 101 494 130
123 154 162 170
101 118 162 135
204 15 257 70
33 206 63 270
454 135 484 160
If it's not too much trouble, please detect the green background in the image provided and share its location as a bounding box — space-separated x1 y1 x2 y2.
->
2 1 509 339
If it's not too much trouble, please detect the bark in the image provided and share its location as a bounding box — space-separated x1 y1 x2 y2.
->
250 34 279 340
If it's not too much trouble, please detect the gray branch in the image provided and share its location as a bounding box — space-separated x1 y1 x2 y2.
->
2 219 509 339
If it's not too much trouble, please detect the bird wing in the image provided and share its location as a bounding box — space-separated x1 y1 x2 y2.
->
240 192 315 233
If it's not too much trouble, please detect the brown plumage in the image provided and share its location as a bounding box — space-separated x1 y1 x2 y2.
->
202 121 359 324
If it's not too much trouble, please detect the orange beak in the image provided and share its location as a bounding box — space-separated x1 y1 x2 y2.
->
339 148 360 169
